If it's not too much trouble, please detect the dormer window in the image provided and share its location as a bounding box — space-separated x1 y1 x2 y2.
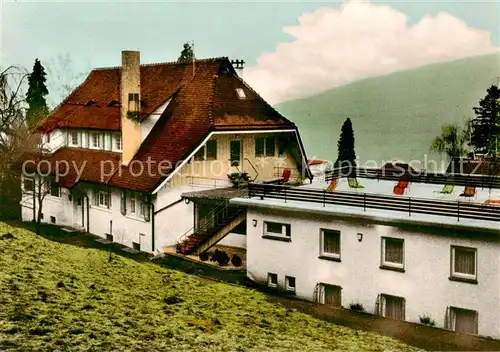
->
86 100 96 106
235 88 246 100
108 100 119 107
128 93 140 112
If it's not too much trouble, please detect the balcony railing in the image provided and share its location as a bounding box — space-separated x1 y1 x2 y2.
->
247 183 500 223
324 167 500 189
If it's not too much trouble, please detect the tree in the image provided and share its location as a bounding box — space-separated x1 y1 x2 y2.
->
430 123 471 161
0 65 28 220
178 42 195 62
26 59 49 129
335 118 356 174
470 84 500 155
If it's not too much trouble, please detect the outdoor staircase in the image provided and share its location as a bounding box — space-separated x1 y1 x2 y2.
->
178 206 246 255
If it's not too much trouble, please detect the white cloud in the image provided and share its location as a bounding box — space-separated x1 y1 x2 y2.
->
244 1 497 104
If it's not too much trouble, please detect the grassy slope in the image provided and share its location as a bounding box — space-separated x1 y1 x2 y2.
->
277 53 500 168
0 223 418 351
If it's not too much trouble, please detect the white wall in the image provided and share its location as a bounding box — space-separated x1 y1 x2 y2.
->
245 206 500 338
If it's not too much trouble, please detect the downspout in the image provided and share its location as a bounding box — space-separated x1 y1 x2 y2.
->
32 186 36 221
151 203 155 252
86 196 90 233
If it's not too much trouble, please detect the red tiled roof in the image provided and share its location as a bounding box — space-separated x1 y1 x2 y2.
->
23 148 120 189
35 57 302 192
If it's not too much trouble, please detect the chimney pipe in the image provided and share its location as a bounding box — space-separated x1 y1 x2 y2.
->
120 50 141 166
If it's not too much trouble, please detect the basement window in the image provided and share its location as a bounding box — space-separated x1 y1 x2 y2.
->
267 273 278 288
50 216 56 224
285 276 296 293
235 88 246 99
133 242 141 251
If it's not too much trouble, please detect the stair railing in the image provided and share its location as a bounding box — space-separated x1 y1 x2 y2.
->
176 185 247 252
244 158 259 182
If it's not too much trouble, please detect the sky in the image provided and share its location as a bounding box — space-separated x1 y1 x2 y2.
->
1 0 499 105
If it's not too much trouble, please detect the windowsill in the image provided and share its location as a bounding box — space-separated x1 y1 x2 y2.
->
48 196 62 202
125 214 146 222
318 255 341 262
379 264 405 273
449 276 478 285
91 205 111 213
262 235 291 242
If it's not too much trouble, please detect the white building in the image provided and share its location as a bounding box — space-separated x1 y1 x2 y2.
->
232 175 500 338
20 50 311 253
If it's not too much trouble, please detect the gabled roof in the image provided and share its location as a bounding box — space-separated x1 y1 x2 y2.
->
33 57 304 192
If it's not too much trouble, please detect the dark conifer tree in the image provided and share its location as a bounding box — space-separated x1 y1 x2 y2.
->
470 84 500 155
26 59 49 129
178 42 195 62
336 118 357 174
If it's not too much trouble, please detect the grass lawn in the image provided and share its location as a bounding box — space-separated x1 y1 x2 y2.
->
0 222 419 351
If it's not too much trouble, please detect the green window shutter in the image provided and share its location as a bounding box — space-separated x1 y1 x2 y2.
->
144 203 151 222
77 132 82 146
99 134 104 149
120 191 127 215
255 137 264 157
107 188 112 209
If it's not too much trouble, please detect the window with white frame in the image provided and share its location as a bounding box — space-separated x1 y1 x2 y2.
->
267 273 278 288
447 306 478 334
255 136 276 157
98 191 110 208
451 246 477 282
92 187 111 208
381 237 404 270
263 221 290 239
320 229 340 260
68 131 79 146
114 134 122 151
91 132 101 148
378 294 405 321
285 276 296 293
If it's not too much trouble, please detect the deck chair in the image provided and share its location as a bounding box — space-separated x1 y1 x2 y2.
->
460 186 476 197
393 185 405 195
282 168 291 183
327 179 337 192
348 177 364 189
440 184 454 194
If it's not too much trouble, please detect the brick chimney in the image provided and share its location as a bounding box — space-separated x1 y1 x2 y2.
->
121 50 141 166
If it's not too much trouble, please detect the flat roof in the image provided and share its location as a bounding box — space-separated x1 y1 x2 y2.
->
231 196 500 234
231 178 500 233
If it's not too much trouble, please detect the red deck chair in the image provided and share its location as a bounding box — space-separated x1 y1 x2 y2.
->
393 185 405 195
282 168 291 183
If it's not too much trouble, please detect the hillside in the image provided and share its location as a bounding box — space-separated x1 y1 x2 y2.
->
0 223 417 351
277 53 500 170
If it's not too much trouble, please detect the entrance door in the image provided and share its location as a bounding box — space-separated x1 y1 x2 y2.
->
230 140 242 167
323 284 342 307
73 197 83 228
